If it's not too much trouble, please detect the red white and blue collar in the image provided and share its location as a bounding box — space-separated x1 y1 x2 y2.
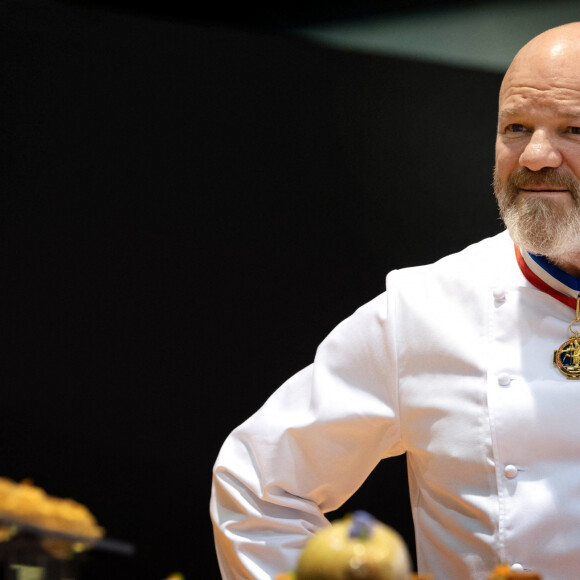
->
515 245 580 310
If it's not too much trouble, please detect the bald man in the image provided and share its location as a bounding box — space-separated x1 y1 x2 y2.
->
211 24 580 580
495 22 580 274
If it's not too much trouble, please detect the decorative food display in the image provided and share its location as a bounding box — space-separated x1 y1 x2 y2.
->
286 511 412 580
276 512 543 580
0 477 104 542
0 476 108 580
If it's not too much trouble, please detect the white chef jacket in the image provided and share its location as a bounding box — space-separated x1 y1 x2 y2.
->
210 231 580 580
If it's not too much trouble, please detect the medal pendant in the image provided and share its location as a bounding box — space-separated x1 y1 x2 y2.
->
554 337 580 379
554 296 580 379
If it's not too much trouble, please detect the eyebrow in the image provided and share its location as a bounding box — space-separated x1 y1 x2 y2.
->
497 108 518 121
498 107 580 122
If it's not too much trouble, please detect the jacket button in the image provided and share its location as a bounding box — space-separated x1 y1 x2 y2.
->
493 288 506 302
497 373 511 386
511 563 524 571
504 464 518 479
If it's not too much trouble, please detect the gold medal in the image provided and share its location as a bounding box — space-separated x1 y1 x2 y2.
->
554 295 580 379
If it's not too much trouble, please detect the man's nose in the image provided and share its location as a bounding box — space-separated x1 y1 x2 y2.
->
519 130 562 171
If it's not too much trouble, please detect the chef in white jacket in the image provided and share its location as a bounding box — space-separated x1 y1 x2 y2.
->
211 22 580 580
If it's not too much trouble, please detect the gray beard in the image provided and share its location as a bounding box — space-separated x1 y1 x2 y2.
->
493 167 580 261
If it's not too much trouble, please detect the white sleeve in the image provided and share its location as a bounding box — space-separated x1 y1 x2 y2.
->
210 291 404 579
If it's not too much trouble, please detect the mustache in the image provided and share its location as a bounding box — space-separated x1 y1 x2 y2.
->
506 167 579 193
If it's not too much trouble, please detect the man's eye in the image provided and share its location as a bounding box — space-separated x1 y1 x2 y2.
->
567 126 580 134
505 123 527 133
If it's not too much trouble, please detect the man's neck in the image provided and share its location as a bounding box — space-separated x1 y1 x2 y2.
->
552 254 580 278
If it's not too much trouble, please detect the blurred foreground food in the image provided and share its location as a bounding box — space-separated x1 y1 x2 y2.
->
291 511 411 580
0 476 107 579
275 512 543 580
0 477 104 541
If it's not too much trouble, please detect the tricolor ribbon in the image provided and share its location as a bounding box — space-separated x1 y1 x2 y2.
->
515 244 580 310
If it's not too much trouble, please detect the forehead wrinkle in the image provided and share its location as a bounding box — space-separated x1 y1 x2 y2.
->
502 82 580 99
500 58 580 102
499 85 580 117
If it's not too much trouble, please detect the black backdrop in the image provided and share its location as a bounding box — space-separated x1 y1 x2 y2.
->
2 1 504 578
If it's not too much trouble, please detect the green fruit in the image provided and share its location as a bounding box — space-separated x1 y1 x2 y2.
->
296 512 411 580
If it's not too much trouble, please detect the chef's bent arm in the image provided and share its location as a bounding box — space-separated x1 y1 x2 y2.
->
210 291 404 579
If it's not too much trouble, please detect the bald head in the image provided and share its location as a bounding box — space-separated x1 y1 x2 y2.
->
500 22 580 103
